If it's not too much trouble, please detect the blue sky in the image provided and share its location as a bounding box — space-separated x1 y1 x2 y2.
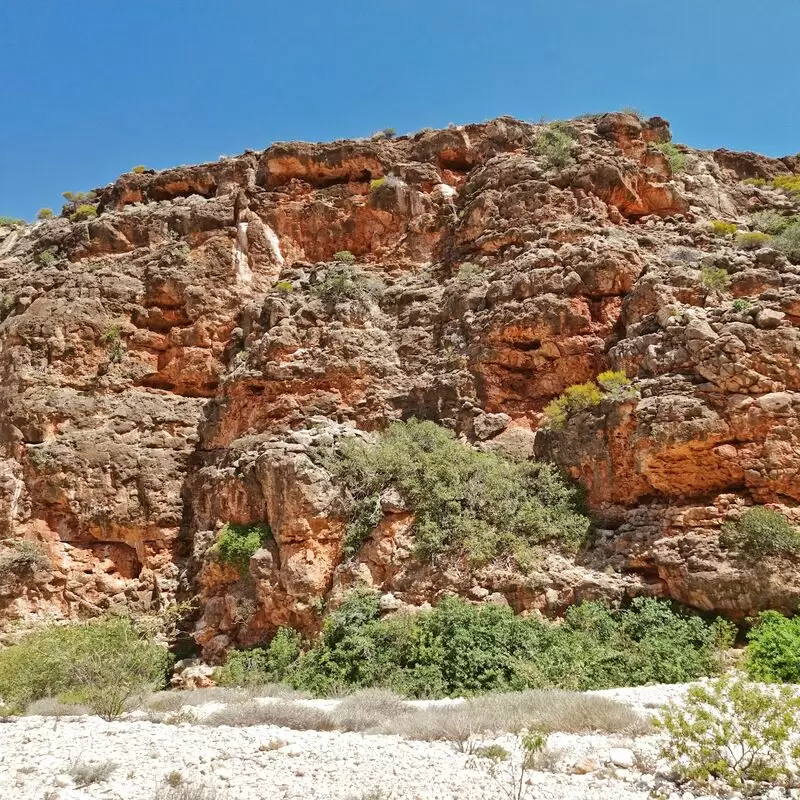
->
2 1 799 220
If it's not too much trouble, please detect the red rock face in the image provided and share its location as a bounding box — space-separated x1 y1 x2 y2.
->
2 113 800 651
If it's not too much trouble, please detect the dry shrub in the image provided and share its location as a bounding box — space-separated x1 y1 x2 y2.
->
68 759 117 787
145 688 249 711
331 688 410 732
154 781 219 800
24 697 91 717
202 699 335 731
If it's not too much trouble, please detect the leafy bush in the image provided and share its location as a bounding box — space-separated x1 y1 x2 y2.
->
328 418 589 560
62 190 97 205
214 628 301 686
131 165 149 174
772 221 800 263
533 122 576 170
652 142 686 174
742 177 767 187
36 208 54 220
731 298 753 313
750 210 794 235
720 506 800 557
0 216 23 226
38 248 57 266
70 204 98 222
710 220 737 236
68 759 117 787
332 250 356 264
596 369 635 398
745 611 800 683
0 540 50 585
772 174 800 195
699 265 731 293
0 617 171 718
456 262 483 283
285 591 728 698
274 279 293 294
369 177 386 191
312 264 382 308
542 381 605 428
214 522 269 574
735 231 771 250
657 676 800 794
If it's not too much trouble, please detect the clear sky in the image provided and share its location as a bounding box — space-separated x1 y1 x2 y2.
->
2 1 799 220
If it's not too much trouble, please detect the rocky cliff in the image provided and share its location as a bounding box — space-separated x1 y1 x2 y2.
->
2 112 799 657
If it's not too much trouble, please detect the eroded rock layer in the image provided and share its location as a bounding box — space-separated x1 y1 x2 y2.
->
2 113 799 654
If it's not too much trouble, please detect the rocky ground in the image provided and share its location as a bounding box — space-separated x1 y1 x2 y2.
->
0 685 697 800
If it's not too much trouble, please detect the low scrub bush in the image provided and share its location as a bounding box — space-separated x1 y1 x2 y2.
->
36 208 54 220
312 264 382 308
750 210 794 235
533 122 576 170
745 611 800 683
543 371 634 428
214 628 301 686
657 676 800 794
280 591 729 698
330 688 410 731
710 220 737 236
332 250 356 264
0 216 23 226
70 204 98 222
699 265 731 294
326 418 589 559
773 221 800 263
131 165 149 174
68 759 117 787
456 262 483 283
652 141 686 174
720 506 800 557
742 177 767 187
772 174 800 195
0 617 171 718
203 699 336 730
731 298 753 313
473 732 546 800
369 177 386 191
0 540 50 585
214 522 270 574
735 231 771 250
274 279 293 294
154 781 219 800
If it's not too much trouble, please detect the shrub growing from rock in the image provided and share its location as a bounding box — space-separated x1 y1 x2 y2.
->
533 122 576 170
652 141 686 174
312 264 382 308
699 265 731 294
720 506 800 557
214 522 270 575
773 221 800 262
36 208 54 220
0 617 171 718
327 418 589 560
710 220 737 236
735 231 771 250
214 628 301 686
332 250 356 264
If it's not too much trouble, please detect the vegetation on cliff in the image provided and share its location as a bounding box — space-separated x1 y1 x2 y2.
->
328 419 589 561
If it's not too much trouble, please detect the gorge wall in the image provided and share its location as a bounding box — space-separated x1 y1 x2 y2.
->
2 112 800 657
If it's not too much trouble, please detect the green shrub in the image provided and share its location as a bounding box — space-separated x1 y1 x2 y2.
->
710 220 737 236
312 264 382 308
652 141 686 174
750 210 794 235
596 369 635 398
0 617 171 718
274 279 293 294
70 204 98 222
455 262 482 283
38 248 57 266
699 265 731 293
731 298 753 313
657 676 800 794
772 174 800 195
327 418 589 560
285 592 728 698
215 628 302 686
36 208 54 220
720 506 800 557
0 540 50 586
369 177 387 191
533 123 576 170
735 231 771 250
542 381 604 428
742 177 767 187
0 216 23 226
62 190 97 205
131 165 149 174
772 221 800 263
332 250 356 264
214 522 269 574
745 611 800 683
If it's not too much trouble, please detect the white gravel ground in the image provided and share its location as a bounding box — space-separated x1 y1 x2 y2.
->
0 684 731 800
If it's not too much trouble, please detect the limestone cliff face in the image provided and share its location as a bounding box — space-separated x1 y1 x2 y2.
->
2 113 799 654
